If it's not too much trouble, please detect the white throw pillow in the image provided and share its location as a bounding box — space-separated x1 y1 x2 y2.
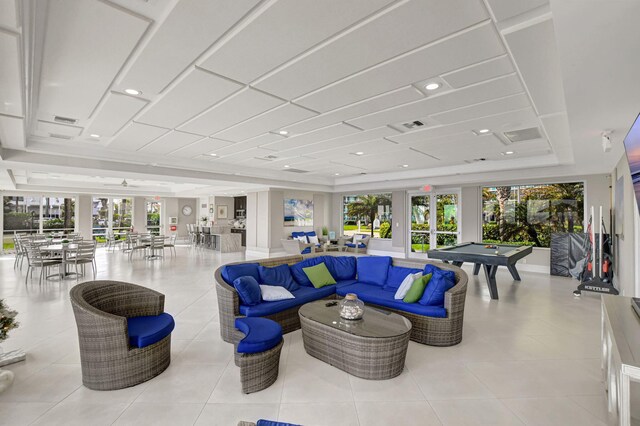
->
307 234 319 245
293 235 308 243
394 272 423 300
353 234 365 241
260 285 295 301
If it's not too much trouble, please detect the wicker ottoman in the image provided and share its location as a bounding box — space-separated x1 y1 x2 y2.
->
234 318 284 394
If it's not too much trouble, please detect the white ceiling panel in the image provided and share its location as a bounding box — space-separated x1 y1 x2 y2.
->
277 126 400 157
505 19 566 116
213 103 317 142
441 55 514 89
0 0 18 29
218 147 278 164
138 130 204 155
409 133 506 160
119 0 260 95
36 120 83 137
107 122 169 151
348 73 524 130
429 93 530 125
310 138 404 160
38 1 149 120
0 30 22 117
254 0 488 99
331 148 441 171
261 123 360 152
286 86 423 134
200 0 394 83
86 92 147 137
486 0 548 22
0 115 24 149
137 68 242 129
295 23 506 112
169 137 234 158
177 88 284 136
389 108 539 144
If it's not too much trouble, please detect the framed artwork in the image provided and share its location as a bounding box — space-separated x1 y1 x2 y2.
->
217 205 228 219
284 199 313 227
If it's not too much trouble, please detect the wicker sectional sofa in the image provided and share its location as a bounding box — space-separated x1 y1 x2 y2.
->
215 253 468 347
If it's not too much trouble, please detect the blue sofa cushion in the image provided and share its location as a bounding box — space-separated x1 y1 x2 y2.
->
290 257 327 286
233 276 262 306
419 265 456 306
259 264 299 291
239 285 335 317
301 247 311 254
324 256 357 280
336 279 358 289
221 263 261 285
257 420 301 426
127 313 175 348
383 266 423 292
356 256 391 286
345 242 366 248
235 317 282 354
336 283 446 317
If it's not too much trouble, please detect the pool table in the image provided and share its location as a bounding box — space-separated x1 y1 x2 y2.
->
427 242 533 300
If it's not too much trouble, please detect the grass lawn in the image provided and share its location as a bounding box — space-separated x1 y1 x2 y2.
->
411 243 430 252
3 242 15 251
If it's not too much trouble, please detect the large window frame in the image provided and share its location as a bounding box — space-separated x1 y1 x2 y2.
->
481 181 586 248
146 199 161 235
92 196 134 241
342 193 392 239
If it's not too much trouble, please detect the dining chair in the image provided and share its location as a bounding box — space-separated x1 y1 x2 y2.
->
164 235 177 257
148 236 166 260
68 241 97 281
24 243 63 285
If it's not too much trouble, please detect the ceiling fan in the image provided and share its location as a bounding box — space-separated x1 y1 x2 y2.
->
104 179 140 188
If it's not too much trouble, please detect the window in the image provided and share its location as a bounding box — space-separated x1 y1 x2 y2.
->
343 194 392 239
482 182 584 248
92 197 110 240
112 198 132 231
146 200 161 235
3 196 41 250
42 197 75 232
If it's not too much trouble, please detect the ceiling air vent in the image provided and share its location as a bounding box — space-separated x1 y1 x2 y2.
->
49 133 73 140
402 120 425 130
503 127 542 143
53 115 78 125
283 168 309 174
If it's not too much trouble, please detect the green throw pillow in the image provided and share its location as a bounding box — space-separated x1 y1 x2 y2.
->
302 262 336 288
403 273 432 303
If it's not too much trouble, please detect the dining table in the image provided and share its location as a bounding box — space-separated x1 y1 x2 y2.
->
40 243 79 279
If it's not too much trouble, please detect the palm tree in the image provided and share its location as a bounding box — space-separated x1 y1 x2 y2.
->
346 194 391 237
495 186 512 238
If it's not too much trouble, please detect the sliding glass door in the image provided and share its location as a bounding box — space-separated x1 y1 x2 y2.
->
408 190 460 259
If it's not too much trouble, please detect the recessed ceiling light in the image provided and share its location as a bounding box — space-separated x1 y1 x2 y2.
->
354 151 364 156
124 88 141 95
503 151 514 155
425 83 441 91
478 129 490 134
278 130 289 135
208 153 218 157
284 165 290 168
335 173 340 176
89 134 100 138
401 164 409 168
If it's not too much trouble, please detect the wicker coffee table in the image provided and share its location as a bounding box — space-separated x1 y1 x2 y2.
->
298 300 412 380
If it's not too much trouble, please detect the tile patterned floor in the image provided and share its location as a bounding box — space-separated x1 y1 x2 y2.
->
0 247 612 425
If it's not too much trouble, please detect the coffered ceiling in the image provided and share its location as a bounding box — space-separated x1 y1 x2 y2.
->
0 0 637 195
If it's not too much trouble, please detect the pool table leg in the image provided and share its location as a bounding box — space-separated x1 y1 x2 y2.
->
452 261 463 267
506 264 521 281
473 263 481 275
482 264 499 300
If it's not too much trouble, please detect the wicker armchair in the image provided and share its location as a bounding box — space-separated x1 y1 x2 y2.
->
70 281 172 390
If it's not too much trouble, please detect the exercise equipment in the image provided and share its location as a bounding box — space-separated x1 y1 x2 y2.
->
573 206 618 296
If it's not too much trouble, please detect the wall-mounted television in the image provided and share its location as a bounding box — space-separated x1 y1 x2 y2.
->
623 113 640 215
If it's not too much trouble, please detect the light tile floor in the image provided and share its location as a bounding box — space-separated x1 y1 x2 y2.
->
0 246 612 425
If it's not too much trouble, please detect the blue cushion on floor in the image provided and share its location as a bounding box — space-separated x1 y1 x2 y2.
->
257 420 301 426
419 265 456 306
356 256 391 286
127 313 175 348
235 317 282 354
383 266 423 292
324 256 357 280
290 256 328 286
239 285 336 317
345 243 366 248
259 264 299 291
234 276 262 306
336 283 446 317
221 263 261 285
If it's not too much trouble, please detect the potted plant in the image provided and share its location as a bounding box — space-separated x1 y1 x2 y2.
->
0 299 20 392
200 216 208 225
61 239 70 247
322 226 328 237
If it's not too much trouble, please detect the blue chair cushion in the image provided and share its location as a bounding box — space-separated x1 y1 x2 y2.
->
324 256 357 280
127 313 175 348
234 276 262 306
345 243 366 248
290 256 328 286
336 283 446 317
235 317 282 354
383 266 423 292
356 256 392 286
221 263 261 285
239 285 336 317
291 231 307 242
301 247 311 254
259 264 299 291
257 420 301 426
419 265 456 306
